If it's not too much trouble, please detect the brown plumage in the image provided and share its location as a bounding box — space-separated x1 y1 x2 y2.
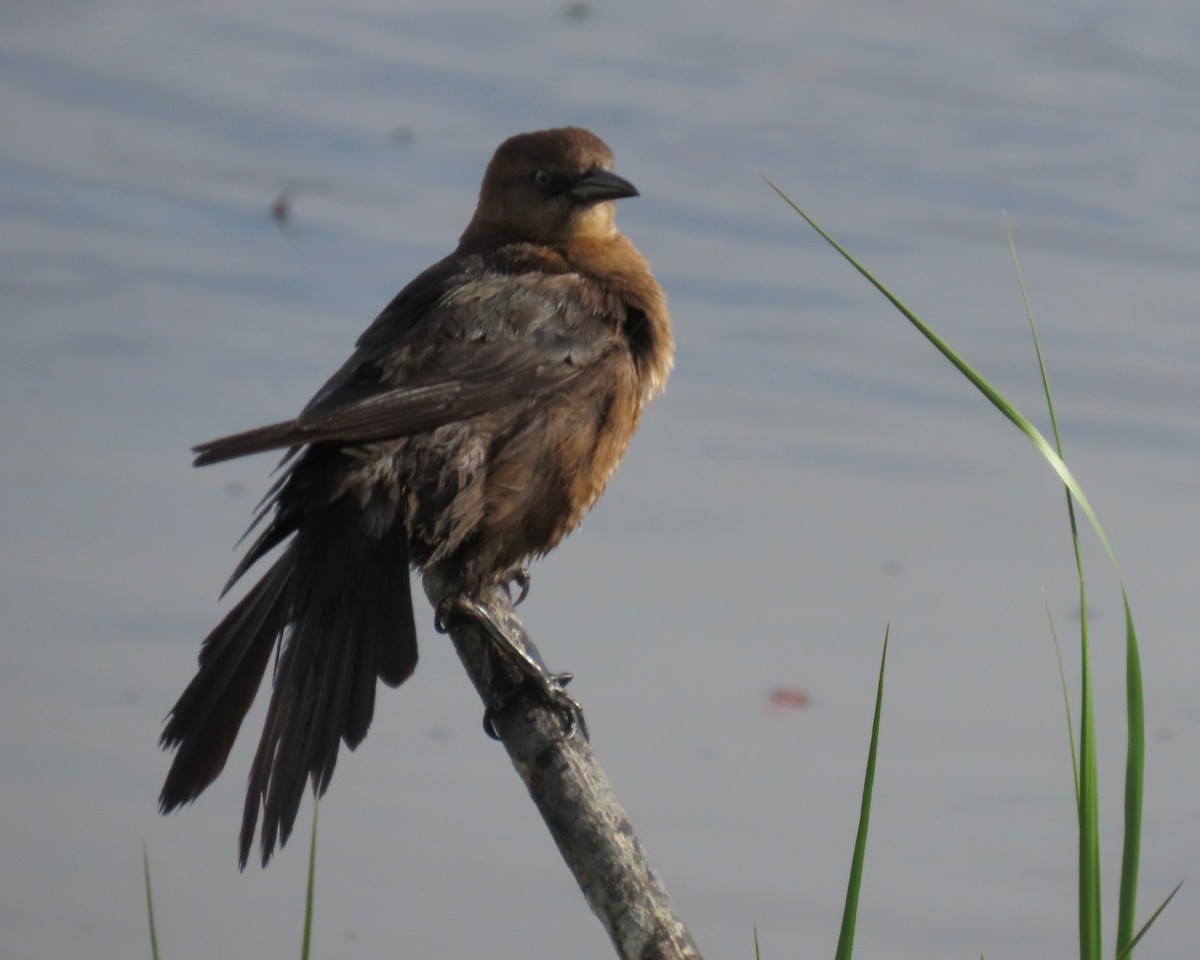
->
159 127 673 868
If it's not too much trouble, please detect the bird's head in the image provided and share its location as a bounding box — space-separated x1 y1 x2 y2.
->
461 127 639 253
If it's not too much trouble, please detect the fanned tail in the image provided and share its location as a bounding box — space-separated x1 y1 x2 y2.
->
160 496 418 868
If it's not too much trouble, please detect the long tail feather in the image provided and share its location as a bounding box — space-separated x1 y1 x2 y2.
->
159 556 291 810
236 499 417 868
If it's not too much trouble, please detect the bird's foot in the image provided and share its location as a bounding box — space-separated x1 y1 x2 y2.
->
501 567 531 606
481 671 584 741
434 594 586 742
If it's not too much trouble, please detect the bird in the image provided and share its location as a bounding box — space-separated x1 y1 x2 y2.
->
158 126 674 868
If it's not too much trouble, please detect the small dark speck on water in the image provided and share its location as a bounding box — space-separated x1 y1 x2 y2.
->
270 181 300 229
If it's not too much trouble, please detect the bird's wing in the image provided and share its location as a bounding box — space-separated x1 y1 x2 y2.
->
193 270 619 466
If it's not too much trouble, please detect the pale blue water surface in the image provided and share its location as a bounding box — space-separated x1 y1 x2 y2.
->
2 1 1198 957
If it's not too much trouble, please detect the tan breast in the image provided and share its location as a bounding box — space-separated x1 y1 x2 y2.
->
477 351 642 572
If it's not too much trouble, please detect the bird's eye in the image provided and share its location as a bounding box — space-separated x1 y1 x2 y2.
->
531 169 552 188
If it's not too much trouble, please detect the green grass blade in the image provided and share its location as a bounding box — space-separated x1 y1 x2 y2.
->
834 626 889 960
301 800 319 960
1118 597 1146 955
753 921 762 960
1116 881 1183 960
1078 635 1101 960
143 843 161 960
763 180 1123 580
1016 237 1080 820
1043 592 1080 809
1004 216 1064 456
1005 224 1101 960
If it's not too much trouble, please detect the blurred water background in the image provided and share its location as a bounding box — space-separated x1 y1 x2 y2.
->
2 1 1198 957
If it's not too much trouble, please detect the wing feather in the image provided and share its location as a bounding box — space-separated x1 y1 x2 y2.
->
193 268 619 466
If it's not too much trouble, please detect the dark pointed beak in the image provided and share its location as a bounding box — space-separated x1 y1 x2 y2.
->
568 168 639 202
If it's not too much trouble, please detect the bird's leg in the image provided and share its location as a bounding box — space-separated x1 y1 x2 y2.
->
434 594 586 742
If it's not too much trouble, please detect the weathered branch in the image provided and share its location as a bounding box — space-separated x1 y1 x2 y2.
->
422 570 704 960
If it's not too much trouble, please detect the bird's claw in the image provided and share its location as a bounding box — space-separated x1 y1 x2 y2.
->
503 568 531 606
481 671 586 742
433 597 456 634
